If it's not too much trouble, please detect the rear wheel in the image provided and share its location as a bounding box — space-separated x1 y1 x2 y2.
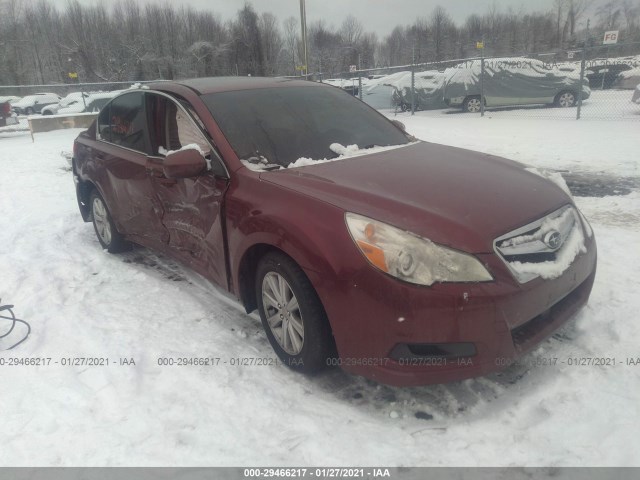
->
555 90 576 108
463 96 482 113
90 190 128 253
255 252 333 373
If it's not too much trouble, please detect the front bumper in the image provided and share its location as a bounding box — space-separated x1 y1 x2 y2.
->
313 233 597 387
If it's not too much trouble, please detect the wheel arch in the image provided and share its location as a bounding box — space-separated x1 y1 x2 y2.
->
73 160 97 222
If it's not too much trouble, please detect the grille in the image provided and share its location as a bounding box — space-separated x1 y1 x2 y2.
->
494 205 583 283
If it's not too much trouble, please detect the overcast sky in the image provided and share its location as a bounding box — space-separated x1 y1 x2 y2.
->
69 0 574 37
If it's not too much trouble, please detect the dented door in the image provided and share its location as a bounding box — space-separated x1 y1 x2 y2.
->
145 92 229 288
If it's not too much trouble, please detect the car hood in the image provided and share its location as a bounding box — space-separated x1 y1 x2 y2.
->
260 142 571 253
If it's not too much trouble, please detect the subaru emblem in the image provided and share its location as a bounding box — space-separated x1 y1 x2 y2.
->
544 230 562 250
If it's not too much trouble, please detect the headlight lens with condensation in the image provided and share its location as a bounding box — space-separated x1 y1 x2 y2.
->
345 213 493 286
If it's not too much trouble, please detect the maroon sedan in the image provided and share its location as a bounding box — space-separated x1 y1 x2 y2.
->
72 77 597 386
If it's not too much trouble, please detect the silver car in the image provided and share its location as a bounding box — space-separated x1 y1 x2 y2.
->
444 58 591 113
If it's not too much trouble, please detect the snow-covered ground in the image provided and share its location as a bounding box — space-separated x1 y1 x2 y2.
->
1 112 639 466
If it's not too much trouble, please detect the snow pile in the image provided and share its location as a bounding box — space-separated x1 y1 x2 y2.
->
287 142 413 169
241 142 414 171
526 167 572 197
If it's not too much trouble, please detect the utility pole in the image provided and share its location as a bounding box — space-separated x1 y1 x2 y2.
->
299 0 309 79
480 34 485 117
577 19 589 120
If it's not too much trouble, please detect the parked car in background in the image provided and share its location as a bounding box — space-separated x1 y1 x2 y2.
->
444 58 591 112
614 68 640 89
12 93 61 115
375 70 448 111
57 91 122 115
585 63 632 89
0 100 18 127
72 78 596 386
41 92 90 115
0 95 21 106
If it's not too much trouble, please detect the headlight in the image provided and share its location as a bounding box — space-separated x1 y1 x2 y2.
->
345 213 493 286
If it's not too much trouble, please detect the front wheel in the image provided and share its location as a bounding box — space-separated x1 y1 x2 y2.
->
25 107 34 115
463 96 482 113
90 190 128 253
256 252 334 373
555 90 576 108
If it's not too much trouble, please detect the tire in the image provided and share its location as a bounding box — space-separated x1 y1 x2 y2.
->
90 190 128 253
463 96 482 113
255 252 334 373
42 110 52 116
555 90 576 108
400 102 409 112
25 107 34 115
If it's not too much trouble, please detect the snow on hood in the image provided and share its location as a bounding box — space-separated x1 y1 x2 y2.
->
525 167 572 197
288 142 415 169
241 142 414 172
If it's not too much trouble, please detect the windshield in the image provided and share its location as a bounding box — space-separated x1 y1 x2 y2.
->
201 86 408 168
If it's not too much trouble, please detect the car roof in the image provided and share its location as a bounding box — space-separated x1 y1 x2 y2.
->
147 76 322 95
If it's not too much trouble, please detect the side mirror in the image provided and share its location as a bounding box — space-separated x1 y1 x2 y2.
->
391 119 406 132
163 148 207 179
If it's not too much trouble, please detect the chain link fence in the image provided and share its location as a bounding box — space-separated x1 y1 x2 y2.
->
321 41 640 121
2 43 639 123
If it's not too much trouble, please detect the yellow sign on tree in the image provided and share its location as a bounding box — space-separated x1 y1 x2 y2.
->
68 72 78 79
295 65 307 71
476 41 484 49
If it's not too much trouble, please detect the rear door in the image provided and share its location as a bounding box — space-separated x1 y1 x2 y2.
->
144 92 230 288
95 90 169 245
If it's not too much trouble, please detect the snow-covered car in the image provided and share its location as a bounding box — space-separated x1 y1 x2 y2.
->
56 91 122 115
368 70 448 111
12 93 61 115
41 92 90 115
633 84 640 104
443 58 591 113
585 63 632 89
0 100 18 127
615 68 640 89
0 95 21 105
72 78 597 387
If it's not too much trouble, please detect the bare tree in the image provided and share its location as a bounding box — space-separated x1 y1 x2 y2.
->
429 6 455 61
283 16 298 75
259 12 283 76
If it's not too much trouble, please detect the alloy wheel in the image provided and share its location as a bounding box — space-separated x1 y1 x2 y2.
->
92 197 112 246
558 92 575 107
261 272 304 355
466 98 481 113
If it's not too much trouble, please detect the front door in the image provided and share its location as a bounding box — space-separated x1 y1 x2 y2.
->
144 92 230 288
